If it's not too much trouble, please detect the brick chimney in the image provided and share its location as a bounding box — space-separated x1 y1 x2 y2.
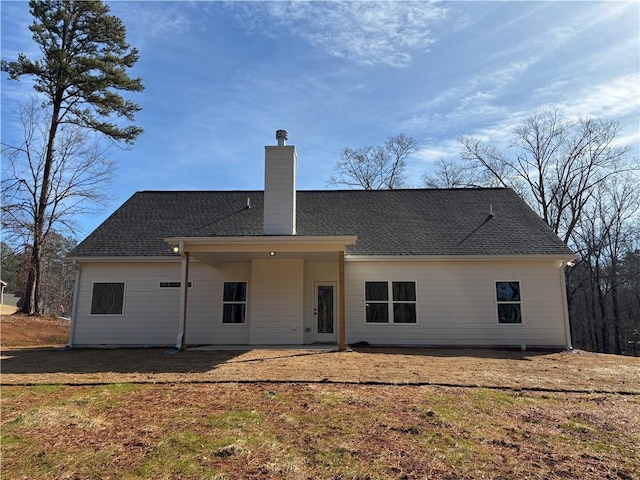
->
263 130 296 235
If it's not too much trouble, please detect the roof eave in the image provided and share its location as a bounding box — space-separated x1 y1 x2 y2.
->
165 235 358 253
345 254 577 263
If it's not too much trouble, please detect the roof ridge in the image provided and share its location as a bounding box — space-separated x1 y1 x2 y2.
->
135 187 511 194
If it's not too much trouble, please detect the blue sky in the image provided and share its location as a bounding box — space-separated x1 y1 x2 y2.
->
2 1 639 238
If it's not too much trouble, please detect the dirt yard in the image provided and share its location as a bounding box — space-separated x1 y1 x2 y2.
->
2 314 639 479
1 311 70 347
1 313 638 394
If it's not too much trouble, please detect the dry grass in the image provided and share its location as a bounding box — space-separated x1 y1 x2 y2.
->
2 315 639 479
1 312 70 347
1 304 19 315
2 383 639 479
2 347 639 395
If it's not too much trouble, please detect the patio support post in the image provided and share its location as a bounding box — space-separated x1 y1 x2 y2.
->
338 250 347 351
176 247 190 351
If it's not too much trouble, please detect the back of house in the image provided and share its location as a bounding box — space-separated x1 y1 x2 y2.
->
67 130 575 350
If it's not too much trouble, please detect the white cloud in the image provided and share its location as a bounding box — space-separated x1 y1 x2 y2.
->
414 138 461 164
406 56 540 135
558 74 640 121
108 2 195 47
235 1 449 68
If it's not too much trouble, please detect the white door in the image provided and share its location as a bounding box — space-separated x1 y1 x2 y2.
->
313 282 337 343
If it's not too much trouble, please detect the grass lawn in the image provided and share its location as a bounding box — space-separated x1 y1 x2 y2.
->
1 314 639 479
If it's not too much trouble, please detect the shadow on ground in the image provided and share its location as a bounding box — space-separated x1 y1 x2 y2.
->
352 346 556 361
1 346 553 376
0 348 248 375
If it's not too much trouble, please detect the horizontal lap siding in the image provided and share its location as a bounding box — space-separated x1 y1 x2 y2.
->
73 262 183 346
250 258 304 344
186 263 250 345
72 262 250 347
345 260 567 347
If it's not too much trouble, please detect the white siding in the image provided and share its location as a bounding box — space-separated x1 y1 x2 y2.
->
263 145 297 235
72 261 251 347
249 258 304 344
72 257 569 348
186 263 250 345
345 260 568 348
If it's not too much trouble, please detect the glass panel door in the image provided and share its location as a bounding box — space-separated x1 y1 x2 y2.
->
314 282 337 343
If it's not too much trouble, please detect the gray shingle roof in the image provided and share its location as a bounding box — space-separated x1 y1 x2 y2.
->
68 188 573 258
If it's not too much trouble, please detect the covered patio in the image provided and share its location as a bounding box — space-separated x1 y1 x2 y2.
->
165 235 357 352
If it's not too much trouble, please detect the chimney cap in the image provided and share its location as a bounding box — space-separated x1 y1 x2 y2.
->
275 129 288 146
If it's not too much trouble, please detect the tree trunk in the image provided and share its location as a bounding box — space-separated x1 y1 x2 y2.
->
596 281 610 353
587 283 600 351
20 264 36 315
611 273 623 354
22 100 61 315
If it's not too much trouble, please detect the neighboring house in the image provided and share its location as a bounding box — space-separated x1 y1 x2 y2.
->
66 130 575 350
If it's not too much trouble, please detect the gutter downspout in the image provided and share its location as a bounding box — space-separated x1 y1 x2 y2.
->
67 260 81 348
175 242 190 351
560 260 573 350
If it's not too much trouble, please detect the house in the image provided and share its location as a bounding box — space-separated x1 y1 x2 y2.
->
66 130 575 350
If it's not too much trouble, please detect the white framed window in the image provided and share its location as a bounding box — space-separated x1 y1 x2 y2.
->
158 281 192 288
496 281 522 324
91 282 125 315
365 281 417 324
222 281 247 324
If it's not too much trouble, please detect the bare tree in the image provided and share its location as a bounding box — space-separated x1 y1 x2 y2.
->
568 178 640 353
39 232 77 316
1 0 143 314
330 134 417 189
459 109 633 243
1 98 114 312
423 157 488 188
455 108 639 354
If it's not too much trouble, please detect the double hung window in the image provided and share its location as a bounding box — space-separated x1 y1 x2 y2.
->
365 281 417 323
496 281 522 324
223 282 247 324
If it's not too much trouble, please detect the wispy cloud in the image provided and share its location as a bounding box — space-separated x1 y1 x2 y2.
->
405 56 540 136
108 2 196 47
558 74 640 121
234 1 449 67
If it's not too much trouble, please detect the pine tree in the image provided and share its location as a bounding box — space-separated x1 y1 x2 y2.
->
2 0 144 314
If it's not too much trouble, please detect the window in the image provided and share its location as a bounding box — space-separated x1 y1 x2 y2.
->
365 281 417 323
91 283 125 315
222 282 247 324
496 281 522 324
158 281 192 288
365 282 388 323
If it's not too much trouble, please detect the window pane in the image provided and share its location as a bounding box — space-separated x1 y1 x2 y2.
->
317 286 334 334
496 282 520 302
393 303 417 323
393 282 416 301
91 283 124 314
365 282 388 301
498 304 522 324
366 303 389 323
223 304 246 324
224 282 246 302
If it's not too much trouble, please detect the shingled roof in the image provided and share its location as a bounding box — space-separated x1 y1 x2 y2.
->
68 188 573 258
